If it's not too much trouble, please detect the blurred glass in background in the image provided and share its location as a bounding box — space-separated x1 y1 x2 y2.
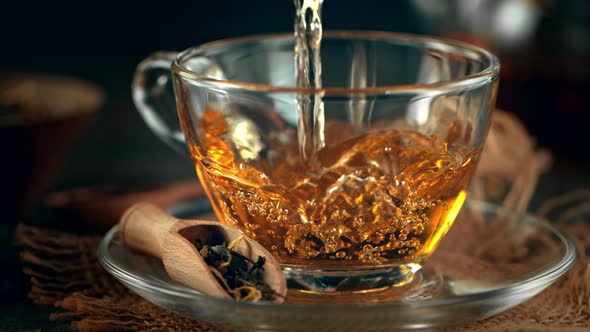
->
412 0 590 161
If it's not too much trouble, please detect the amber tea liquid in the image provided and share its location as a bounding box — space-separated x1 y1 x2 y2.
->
188 105 478 268
186 0 477 270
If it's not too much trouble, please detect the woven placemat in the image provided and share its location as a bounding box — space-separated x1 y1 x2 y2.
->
14 195 590 332
14 111 590 331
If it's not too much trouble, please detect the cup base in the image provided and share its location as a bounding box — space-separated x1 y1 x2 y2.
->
283 263 444 304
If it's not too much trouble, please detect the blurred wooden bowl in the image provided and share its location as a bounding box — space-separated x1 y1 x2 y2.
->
0 74 104 221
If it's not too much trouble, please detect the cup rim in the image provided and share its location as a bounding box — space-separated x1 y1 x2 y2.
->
172 31 500 95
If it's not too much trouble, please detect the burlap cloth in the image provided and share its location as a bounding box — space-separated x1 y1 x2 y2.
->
14 111 590 331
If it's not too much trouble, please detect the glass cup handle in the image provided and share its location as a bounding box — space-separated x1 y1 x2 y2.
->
132 51 188 156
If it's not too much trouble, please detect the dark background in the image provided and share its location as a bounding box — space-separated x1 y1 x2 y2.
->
0 0 427 189
1 0 588 186
0 0 588 330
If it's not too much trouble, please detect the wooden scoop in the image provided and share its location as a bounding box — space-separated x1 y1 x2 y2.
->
119 202 287 302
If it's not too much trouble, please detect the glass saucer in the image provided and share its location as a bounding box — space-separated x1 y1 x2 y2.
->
98 201 576 331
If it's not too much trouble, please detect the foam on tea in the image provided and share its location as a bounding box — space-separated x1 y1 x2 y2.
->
188 104 478 268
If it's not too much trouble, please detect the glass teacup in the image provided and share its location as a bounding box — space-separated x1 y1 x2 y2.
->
132 31 499 295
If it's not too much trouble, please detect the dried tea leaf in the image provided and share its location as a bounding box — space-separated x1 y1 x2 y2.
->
193 239 281 302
